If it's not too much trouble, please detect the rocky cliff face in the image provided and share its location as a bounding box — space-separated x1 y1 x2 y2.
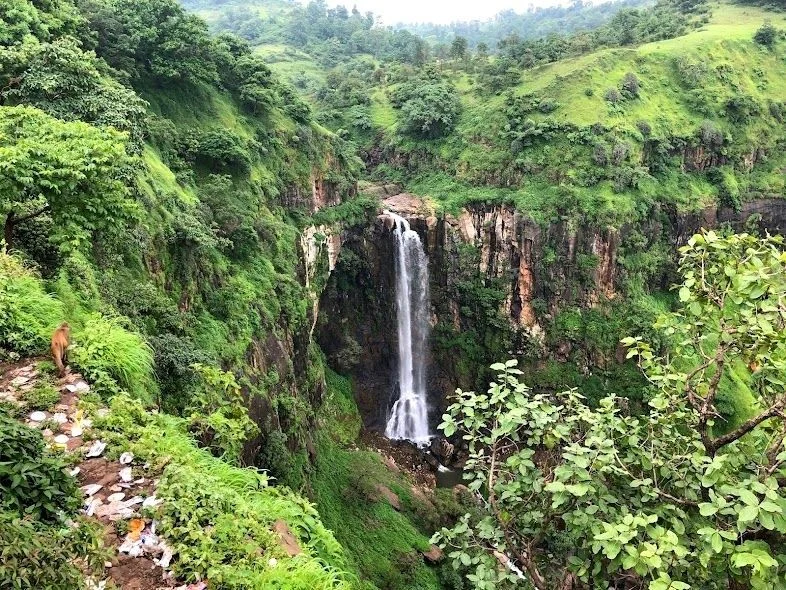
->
318 195 786 431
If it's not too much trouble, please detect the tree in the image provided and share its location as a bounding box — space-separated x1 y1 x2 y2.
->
77 0 219 85
621 72 640 98
754 21 778 48
435 231 786 589
391 78 462 139
0 106 137 252
0 36 148 151
450 36 468 60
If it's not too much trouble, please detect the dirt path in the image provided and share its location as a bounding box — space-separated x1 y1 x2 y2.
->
0 359 201 590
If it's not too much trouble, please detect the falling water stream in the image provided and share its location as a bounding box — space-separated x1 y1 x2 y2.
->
384 211 432 446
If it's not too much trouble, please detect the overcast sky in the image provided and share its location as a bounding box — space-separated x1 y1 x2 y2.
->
320 0 580 26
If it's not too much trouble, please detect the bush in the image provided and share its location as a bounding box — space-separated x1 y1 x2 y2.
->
0 411 79 522
392 78 461 139
636 119 652 137
0 511 107 589
621 72 640 98
186 364 259 465
754 21 777 48
604 87 622 103
151 333 214 413
70 315 156 403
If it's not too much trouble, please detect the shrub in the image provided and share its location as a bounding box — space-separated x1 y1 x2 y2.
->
70 315 156 403
604 87 622 103
151 333 214 413
179 129 251 174
621 72 640 98
0 411 79 522
392 78 462 139
0 511 107 589
186 364 259 465
538 98 559 113
754 21 777 48
636 119 652 137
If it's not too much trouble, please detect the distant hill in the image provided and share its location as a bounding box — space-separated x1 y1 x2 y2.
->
403 0 654 49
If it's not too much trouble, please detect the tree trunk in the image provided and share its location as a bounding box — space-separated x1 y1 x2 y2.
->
3 211 14 250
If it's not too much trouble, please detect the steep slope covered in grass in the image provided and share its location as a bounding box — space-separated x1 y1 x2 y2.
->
385 2 786 225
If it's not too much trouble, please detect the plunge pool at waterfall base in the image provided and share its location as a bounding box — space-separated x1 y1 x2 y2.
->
435 465 465 489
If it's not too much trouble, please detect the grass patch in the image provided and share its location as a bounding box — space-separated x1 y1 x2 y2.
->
96 395 356 589
311 371 440 590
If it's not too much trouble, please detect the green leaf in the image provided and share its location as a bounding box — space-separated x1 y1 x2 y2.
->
738 505 759 523
699 503 718 517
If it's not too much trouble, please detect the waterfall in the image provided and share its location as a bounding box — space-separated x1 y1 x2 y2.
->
384 211 432 445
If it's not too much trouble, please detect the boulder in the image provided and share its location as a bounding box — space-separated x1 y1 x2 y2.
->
422 545 444 564
273 519 301 557
374 484 401 511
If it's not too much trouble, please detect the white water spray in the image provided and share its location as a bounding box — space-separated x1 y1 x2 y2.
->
384 211 432 445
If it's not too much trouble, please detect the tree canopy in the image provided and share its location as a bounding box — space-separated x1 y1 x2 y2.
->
0 105 137 252
436 231 786 589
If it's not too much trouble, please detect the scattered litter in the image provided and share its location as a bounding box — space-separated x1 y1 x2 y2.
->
84 497 103 517
86 440 106 458
119 467 133 482
42 429 53 437
156 541 174 568
65 380 90 394
109 484 123 492
119 452 134 464
117 520 174 568
85 579 107 590
268 557 278 567
70 425 83 437
81 484 103 497
96 496 144 520
118 535 144 557
29 411 47 422
128 518 145 541
52 412 68 424
104 561 113 568
69 466 81 477
143 495 162 509
107 492 125 503
134 477 146 485
10 376 30 387
53 434 70 445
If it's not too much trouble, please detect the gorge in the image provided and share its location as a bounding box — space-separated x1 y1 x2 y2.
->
4 0 786 588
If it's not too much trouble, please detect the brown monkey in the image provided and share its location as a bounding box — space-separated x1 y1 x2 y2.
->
51 322 70 377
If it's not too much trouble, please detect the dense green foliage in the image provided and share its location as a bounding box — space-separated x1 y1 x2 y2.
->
0 511 106 590
96 394 355 588
436 232 786 589
4 0 786 587
0 410 79 522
